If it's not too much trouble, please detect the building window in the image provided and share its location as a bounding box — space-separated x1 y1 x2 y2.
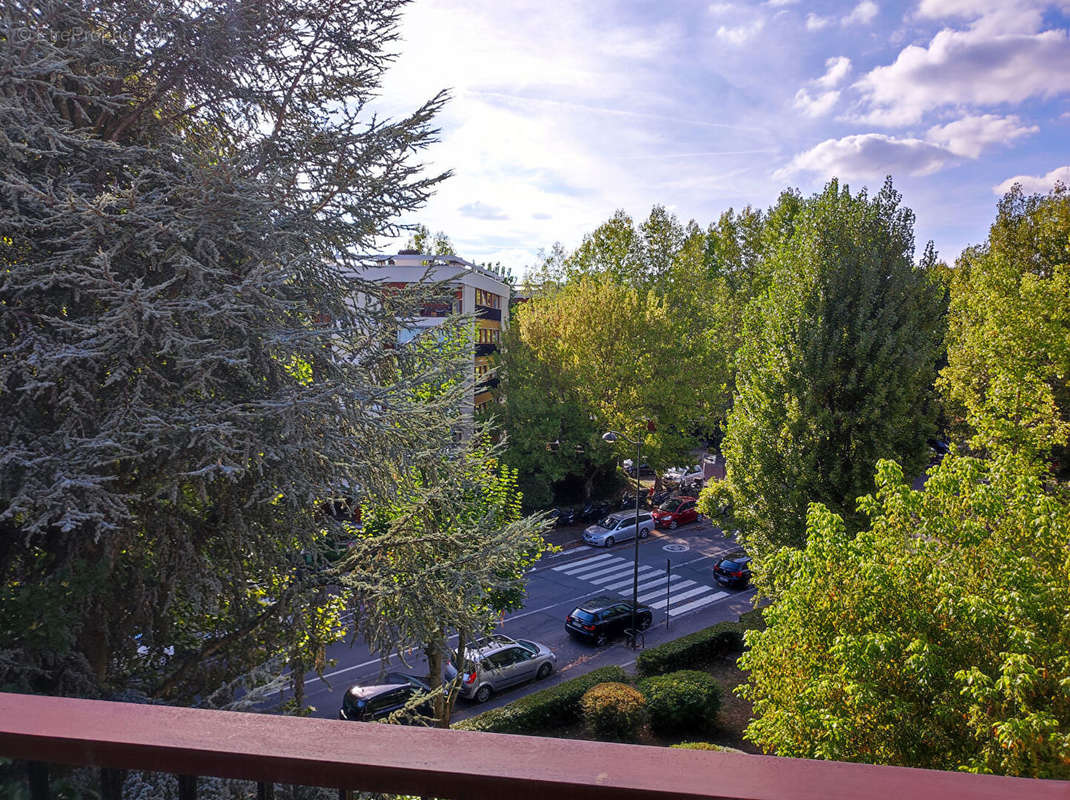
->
476 289 501 309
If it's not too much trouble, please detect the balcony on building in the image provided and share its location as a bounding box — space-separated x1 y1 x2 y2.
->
1 692 1064 800
475 342 498 357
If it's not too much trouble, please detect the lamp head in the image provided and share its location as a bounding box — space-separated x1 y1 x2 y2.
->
601 431 618 443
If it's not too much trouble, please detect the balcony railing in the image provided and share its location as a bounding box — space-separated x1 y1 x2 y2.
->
0 692 1066 800
476 304 502 322
475 342 498 357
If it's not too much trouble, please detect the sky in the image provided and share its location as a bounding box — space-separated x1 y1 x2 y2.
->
372 0 1070 275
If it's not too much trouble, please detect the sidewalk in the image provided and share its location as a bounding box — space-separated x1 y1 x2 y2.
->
541 522 586 551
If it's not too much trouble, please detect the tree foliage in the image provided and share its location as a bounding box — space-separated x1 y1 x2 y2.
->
0 0 461 703
723 179 944 554
349 436 548 727
740 456 1070 777
940 184 1070 471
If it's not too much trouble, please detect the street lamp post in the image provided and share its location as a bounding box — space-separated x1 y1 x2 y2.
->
602 429 643 649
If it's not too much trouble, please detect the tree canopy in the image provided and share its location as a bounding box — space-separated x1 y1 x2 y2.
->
722 178 945 554
0 0 464 703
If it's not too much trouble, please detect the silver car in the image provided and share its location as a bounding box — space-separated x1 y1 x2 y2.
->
583 511 654 547
452 634 556 703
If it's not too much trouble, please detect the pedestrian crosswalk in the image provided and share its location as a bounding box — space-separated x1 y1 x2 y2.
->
551 552 730 618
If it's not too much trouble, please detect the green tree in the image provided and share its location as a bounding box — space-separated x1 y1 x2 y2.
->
501 277 727 503
723 179 944 554
406 223 454 255
0 0 457 703
352 438 548 727
940 184 1070 471
739 455 1070 777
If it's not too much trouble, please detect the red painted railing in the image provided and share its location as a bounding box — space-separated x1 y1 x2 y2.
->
1 692 1067 800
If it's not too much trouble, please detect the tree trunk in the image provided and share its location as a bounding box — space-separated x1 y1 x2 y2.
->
425 633 448 728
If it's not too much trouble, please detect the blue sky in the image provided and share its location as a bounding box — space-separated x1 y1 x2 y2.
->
374 0 1070 274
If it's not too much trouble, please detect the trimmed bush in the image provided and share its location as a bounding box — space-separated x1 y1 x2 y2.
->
453 665 628 734
637 670 722 734
580 682 646 741
672 741 745 753
636 621 743 677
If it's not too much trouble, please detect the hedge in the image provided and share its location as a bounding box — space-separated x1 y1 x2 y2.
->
637 670 722 734
672 741 745 753
581 682 646 740
635 620 743 677
453 665 628 733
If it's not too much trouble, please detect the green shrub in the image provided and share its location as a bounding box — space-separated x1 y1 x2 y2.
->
672 741 745 753
637 670 722 734
636 621 743 677
453 665 628 733
580 682 646 741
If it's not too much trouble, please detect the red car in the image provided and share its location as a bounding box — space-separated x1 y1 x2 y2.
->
651 496 698 530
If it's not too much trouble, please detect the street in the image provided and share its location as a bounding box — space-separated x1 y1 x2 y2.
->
283 520 756 720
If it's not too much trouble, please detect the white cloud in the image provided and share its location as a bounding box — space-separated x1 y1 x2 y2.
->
707 2 736 14
926 114 1038 158
459 201 509 220
765 0 798 5
806 13 831 30
716 19 765 45
993 165 1070 194
816 56 852 88
854 27 1070 125
842 1 878 25
775 133 956 179
915 0 1061 35
794 88 841 117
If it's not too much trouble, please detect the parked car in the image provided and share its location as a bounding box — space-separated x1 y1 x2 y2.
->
713 551 753 589
565 596 653 646
652 496 699 530
582 511 655 547
927 438 950 465
548 507 577 527
339 673 434 723
579 500 612 522
662 465 702 485
451 634 556 704
622 459 654 476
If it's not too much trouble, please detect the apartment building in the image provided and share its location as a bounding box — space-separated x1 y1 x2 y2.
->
357 250 510 412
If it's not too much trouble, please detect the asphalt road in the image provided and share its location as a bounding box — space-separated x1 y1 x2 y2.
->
281 520 756 720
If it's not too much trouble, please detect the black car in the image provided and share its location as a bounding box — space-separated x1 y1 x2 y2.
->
339 673 433 724
565 596 653 646
713 553 752 589
580 500 612 522
548 507 577 528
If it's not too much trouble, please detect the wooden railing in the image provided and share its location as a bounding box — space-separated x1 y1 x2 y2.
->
0 692 1067 800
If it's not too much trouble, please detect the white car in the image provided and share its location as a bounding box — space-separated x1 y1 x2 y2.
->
583 511 655 547
663 465 703 485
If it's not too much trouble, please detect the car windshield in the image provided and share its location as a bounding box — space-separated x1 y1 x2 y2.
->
660 498 683 511
596 516 618 529
517 640 538 655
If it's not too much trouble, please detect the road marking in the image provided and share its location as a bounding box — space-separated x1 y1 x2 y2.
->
588 565 657 585
564 558 631 579
551 552 616 572
501 587 608 623
602 570 671 591
582 562 646 583
545 545 590 558
645 585 717 609
637 579 695 602
668 591 730 617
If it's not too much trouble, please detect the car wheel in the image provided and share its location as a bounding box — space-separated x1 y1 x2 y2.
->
594 631 608 647
638 527 649 539
474 685 492 704
537 662 552 680
604 536 615 547
638 614 652 631
669 520 678 530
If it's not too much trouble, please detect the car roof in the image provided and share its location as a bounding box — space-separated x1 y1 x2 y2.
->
346 681 413 699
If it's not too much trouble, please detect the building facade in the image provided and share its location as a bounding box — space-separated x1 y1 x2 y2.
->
357 251 510 412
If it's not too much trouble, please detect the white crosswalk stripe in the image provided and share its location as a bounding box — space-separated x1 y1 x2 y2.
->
552 553 616 573
588 565 655 585
668 591 729 617
549 550 737 620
